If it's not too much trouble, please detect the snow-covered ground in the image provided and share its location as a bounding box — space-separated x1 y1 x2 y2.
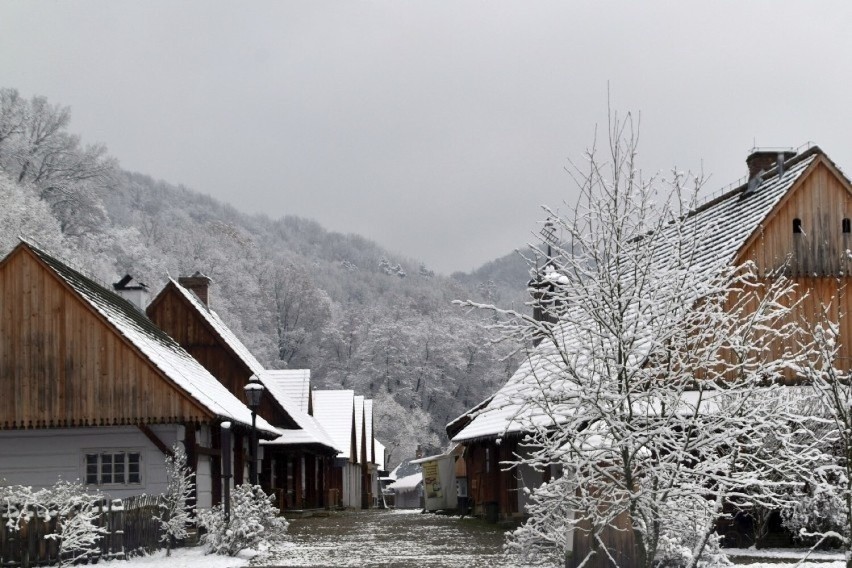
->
97 547 254 568
94 517 848 568
726 547 844 567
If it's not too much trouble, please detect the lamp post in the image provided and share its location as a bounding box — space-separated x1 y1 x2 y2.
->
243 375 264 486
220 421 232 523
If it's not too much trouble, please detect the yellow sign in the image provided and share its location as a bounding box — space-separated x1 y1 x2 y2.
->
423 460 442 499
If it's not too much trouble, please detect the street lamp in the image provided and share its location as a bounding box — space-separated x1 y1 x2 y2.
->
243 375 264 486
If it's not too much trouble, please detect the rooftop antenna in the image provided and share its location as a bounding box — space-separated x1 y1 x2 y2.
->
541 218 558 260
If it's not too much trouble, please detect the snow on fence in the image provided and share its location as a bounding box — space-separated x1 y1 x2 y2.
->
0 494 165 568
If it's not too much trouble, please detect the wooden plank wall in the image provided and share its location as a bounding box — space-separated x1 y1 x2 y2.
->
147 287 292 426
740 161 852 278
0 249 209 429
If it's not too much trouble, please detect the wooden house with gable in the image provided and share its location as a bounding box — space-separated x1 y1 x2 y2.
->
448 145 852 525
312 390 363 509
257 369 338 510
146 277 338 510
0 241 279 507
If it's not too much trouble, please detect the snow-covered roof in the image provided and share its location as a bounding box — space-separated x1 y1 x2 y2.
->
21 241 278 436
258 373 337 452
258 369 311 414
354 395 365 463
387 472 422 492
411 453 447 465
374 439 386 471
312 390 355 460
169 278 265 377
452 149 822 443
388 459 421 481
364 399 374 462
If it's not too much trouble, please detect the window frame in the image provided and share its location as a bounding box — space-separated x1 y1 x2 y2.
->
83 449 144 487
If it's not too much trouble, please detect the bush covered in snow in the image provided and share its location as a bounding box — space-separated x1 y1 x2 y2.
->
782 474 848 548
1 481 106 566
198 484 287 556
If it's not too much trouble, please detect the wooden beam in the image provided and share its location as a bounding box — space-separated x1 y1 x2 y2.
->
196 445 222 457
138 424 175 457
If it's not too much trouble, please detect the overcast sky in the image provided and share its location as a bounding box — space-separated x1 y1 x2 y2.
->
3 1 852 274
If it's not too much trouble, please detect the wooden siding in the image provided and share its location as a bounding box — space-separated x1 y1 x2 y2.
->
723 276 852 381
147 285 294 427
0 249 211 429
739 159 852 277
735 161 852 378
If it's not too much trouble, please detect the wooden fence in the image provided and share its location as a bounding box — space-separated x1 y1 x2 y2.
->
0 494 165 567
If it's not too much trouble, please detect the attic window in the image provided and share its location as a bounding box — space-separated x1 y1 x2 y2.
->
844 218 851 234
793 218 803 234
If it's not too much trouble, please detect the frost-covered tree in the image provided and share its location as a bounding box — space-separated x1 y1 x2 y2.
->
44 482 106 567
157 444 196 556
787 317 852 566
463 114 824 567
0 88 117 237
0 171 64 255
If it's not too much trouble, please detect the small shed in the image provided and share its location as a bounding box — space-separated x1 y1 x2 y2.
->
387 472 423 509
411 450 458 511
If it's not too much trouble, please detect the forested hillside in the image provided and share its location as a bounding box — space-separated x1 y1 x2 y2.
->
0 88 522 466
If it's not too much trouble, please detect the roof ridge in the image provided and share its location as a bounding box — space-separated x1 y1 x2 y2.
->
689 145 823 217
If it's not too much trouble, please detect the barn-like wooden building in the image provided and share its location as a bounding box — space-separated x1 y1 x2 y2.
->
448 145 852 534
146 276 339 510
0 241 278 506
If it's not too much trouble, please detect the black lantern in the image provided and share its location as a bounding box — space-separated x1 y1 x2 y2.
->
243 375 264 485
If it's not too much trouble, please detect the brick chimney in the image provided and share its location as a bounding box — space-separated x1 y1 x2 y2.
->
178 271 212 306
747 149 797 181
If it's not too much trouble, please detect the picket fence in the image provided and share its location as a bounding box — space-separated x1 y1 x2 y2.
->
0 494 165 567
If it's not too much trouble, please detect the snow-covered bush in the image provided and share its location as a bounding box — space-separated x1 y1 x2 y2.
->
198 484 287 556
156 444 196 555
1 481 106 566
782 474 847 547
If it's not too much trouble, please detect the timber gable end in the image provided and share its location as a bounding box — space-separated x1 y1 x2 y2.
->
0 246 213 429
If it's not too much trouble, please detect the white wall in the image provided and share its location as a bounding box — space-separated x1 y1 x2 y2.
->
0 425 182 500
195 425 212 510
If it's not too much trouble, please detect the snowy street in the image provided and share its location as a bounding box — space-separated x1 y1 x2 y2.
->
87 510 848 568
251 509 509 567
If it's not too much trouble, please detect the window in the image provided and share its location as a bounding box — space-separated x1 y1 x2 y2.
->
85 451 141 486
793 218 803 234
843 218 851 234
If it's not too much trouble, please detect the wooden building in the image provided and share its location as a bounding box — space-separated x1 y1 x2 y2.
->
312 390 363 509
0 241 278 506
448 145 852 529
146 277 338 510
257 370 339 510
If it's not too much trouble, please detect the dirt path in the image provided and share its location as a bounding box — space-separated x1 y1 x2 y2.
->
253 509 517 567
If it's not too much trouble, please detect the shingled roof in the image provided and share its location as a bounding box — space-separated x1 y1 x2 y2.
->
166 278 266 377
259 371 337 452
18 240 279 436
312 390 356 460
451 147 829 443
259 369 311 413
